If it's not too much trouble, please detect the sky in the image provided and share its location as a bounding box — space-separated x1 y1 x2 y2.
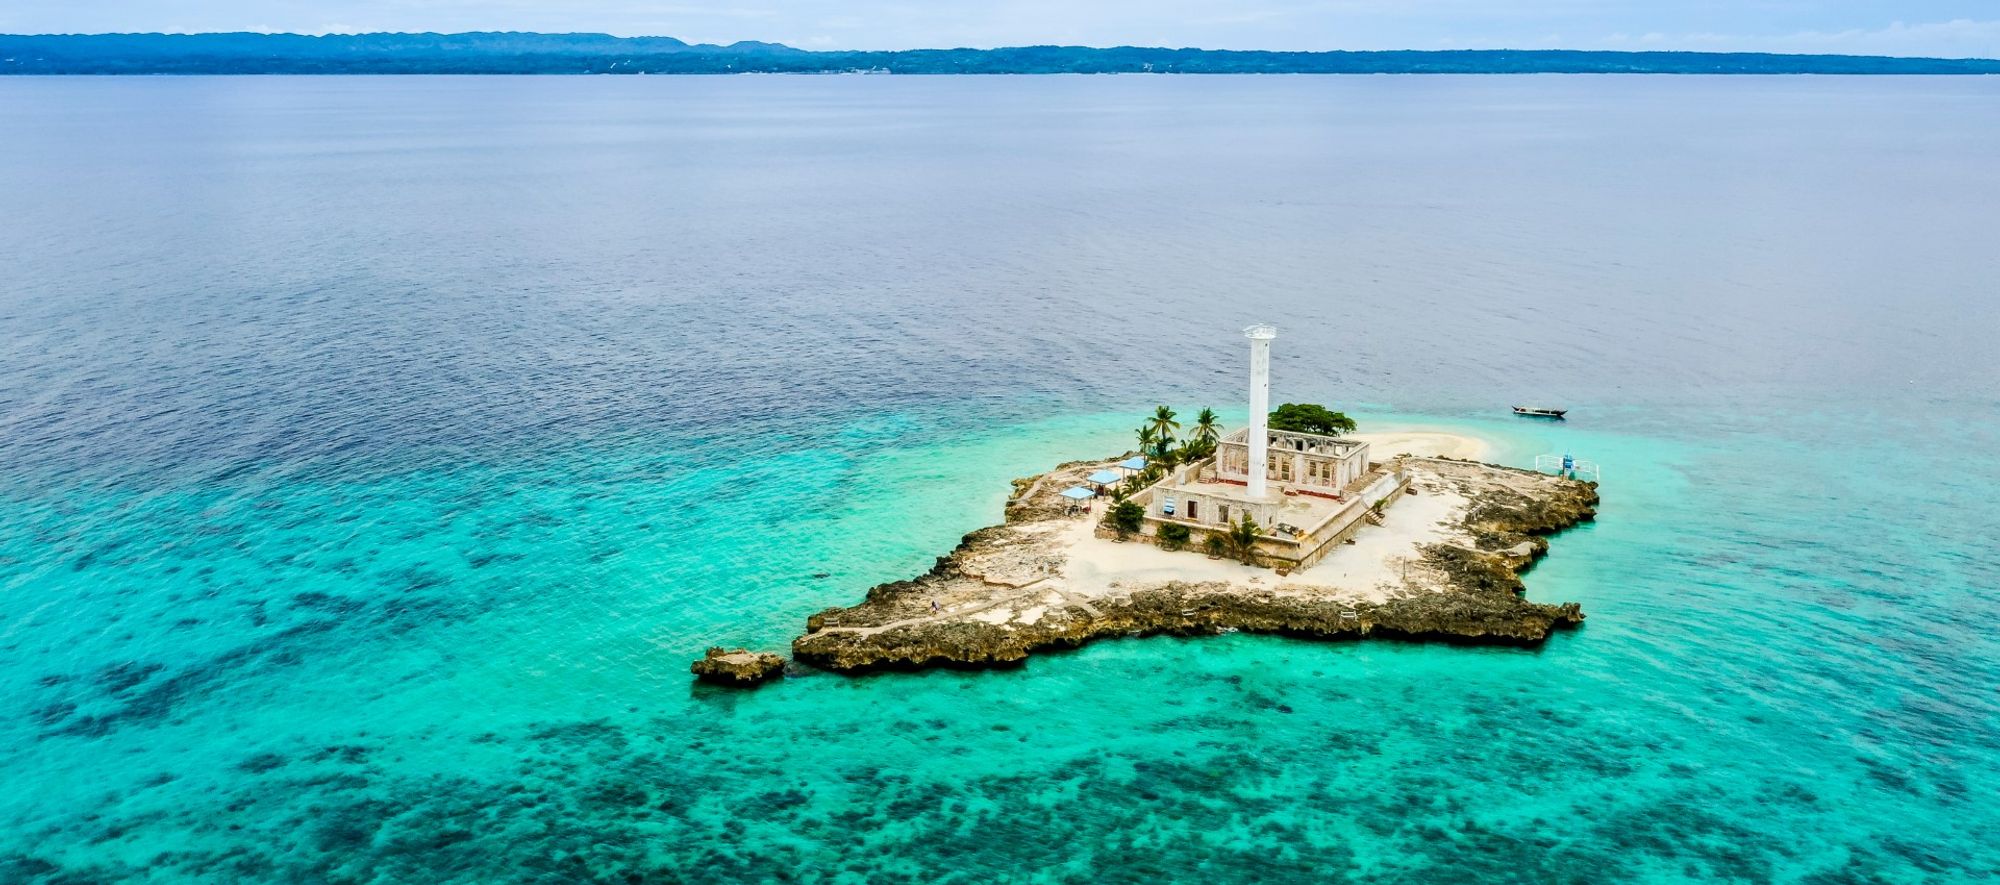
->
3 1 1999 58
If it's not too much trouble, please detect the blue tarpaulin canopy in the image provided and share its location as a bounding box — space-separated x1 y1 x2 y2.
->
1117 456 1148 471
1059 486 1096 501
1086 470 1121 485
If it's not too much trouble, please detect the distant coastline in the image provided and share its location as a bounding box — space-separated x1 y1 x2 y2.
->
4 32 1999 75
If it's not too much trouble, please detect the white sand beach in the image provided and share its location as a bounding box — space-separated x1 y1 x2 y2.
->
1346 430 1492 462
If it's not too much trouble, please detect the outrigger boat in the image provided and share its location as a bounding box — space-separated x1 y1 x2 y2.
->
1513 406 1567 419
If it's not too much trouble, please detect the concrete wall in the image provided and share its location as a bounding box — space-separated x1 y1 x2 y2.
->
1283 469 1412 570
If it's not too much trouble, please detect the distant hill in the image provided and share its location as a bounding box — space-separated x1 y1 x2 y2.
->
4 32 1998 75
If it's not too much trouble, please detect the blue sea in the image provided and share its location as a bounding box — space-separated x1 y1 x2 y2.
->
2 75 1997 882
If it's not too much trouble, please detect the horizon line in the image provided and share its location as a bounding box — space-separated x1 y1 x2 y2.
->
5 31 1997 63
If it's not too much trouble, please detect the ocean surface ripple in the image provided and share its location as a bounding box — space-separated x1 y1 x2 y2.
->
1 75 1997 882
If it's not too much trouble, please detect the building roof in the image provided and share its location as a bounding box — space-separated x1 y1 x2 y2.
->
1087 470 1121 485
1059 486 1096 501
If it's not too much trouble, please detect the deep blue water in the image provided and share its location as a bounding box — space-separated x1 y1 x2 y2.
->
2 75 1998 882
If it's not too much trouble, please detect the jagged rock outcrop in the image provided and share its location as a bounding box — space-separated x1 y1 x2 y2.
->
689 647 786 686
1456 465 1599 547
793 581 1585 672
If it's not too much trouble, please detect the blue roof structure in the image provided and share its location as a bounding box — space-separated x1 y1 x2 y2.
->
1086 470 1121 485
1059 486 1096 501
1117 456 1148 471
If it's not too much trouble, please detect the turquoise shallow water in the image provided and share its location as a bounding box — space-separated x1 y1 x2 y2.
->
4 405 1995 881
3 76 1999 882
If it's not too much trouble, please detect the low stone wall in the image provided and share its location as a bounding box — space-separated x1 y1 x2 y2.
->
1287 471 1414 570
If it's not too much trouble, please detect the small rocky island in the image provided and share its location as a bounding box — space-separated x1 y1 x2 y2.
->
688 326 1603 679
690 647 786 685
791 449 1598 673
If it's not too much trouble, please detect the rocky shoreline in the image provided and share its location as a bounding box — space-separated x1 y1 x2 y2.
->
789 456 1598 674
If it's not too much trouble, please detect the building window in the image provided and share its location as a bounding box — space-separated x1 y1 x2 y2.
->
1186 500 1199 520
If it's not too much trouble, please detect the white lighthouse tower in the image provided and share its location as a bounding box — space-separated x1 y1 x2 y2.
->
1244 323 1277 499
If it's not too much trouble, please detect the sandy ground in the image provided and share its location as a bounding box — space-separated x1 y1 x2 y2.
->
1054 460 1468 605
1347 429 1492 462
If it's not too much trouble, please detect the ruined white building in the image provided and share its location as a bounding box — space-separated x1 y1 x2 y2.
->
1116 324 1408 571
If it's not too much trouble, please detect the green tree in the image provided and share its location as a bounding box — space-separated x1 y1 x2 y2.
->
1135 424 1159 456
1203 533 1229 558
1192 407 1222 445
1173 407 1221 462
1147 405 1181 446
1226 514 1262 565
1108 498 1146 539
1268 403 1357 437
1158 522 1191 551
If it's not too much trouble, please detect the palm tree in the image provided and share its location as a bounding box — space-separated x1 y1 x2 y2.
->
1147 406 1181 447
1135 424 1158 456
1178 407 1222 462
1123 472 1154 496
1227 514 1262 565
1192 407 1222 446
